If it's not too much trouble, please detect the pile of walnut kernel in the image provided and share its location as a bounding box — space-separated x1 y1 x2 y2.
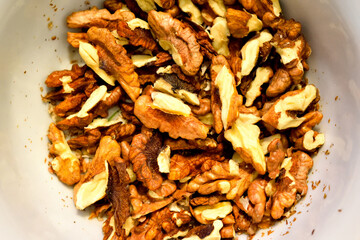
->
43 0 325 239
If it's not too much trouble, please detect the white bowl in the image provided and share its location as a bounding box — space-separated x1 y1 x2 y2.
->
1 0 359 239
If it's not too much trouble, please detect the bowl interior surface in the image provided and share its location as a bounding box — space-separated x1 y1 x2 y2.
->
0 0 359 239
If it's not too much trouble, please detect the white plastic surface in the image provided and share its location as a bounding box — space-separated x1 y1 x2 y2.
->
0 0 359 239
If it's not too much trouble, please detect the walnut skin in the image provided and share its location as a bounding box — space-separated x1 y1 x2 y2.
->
56 114 95 130
148 10 203 76
290 111 323 142
67 32 89 48
87 27 140 102
134 95 209 140
129 129 163 191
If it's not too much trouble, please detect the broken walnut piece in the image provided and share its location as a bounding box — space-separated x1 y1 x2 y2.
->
93 86 122 118
130 206 191 240
129 185 174 219
56 113 95 130
262 85 318 130
187 160 252 200
67 32 89 48
294 130 325 152
105 123 136 140
45 64 86 88
129 128 163 191
67 7 135 28
239 0 282 19
247 179 267 223
48 123 81 185
53 93 85 117
67 128 101 149
225 113 266 175
106 159 131 238
271 151 313 219
211 55 241 131
169 153 224 180
226 8 263 38
266 138 286 179
190 195 227 206
87 27 140 102
104 0 124 13
266 68 292 98
290 111 323 141
73 136 121 210
164 137 222 152
191 98 211 116
134 95 209 140
148 10 203 76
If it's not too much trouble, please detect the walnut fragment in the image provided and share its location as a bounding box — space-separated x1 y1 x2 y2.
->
134 95 209 140
148 10 203 76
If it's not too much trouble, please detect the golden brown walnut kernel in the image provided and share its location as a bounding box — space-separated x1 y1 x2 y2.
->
209 17 230 57
211 55 241 130
190 195 227 206
130 206 191 239
245 66 273 107
247 179 267 223
45 64 86 88
148 10 203 76
191 98 211 116
239 0 282 18
53 93 85 117
271 151 313 219
165 137 221 152
193 202 232 224
73 136 121 210
240 30 273 77
67 32 89 48
226 8 262 38
155 0 175 9
104 0 124 12
187 161 252 200
169 153 225 180
134 95 209 140
294 130 325 152
105 123 136 140
56 113 95 130
67 128 101 149
266 68 292 97
178 0 203 25
87 27 140 102
266 138 286 179
129 185 174 218
262 85 318 130
48 123 81 185
93 86 122 118
225 113 266 175
129 129 164 191
67 7 135 28
290 111 323 141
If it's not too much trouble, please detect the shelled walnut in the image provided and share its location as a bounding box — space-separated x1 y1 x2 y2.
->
43 0 324 238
